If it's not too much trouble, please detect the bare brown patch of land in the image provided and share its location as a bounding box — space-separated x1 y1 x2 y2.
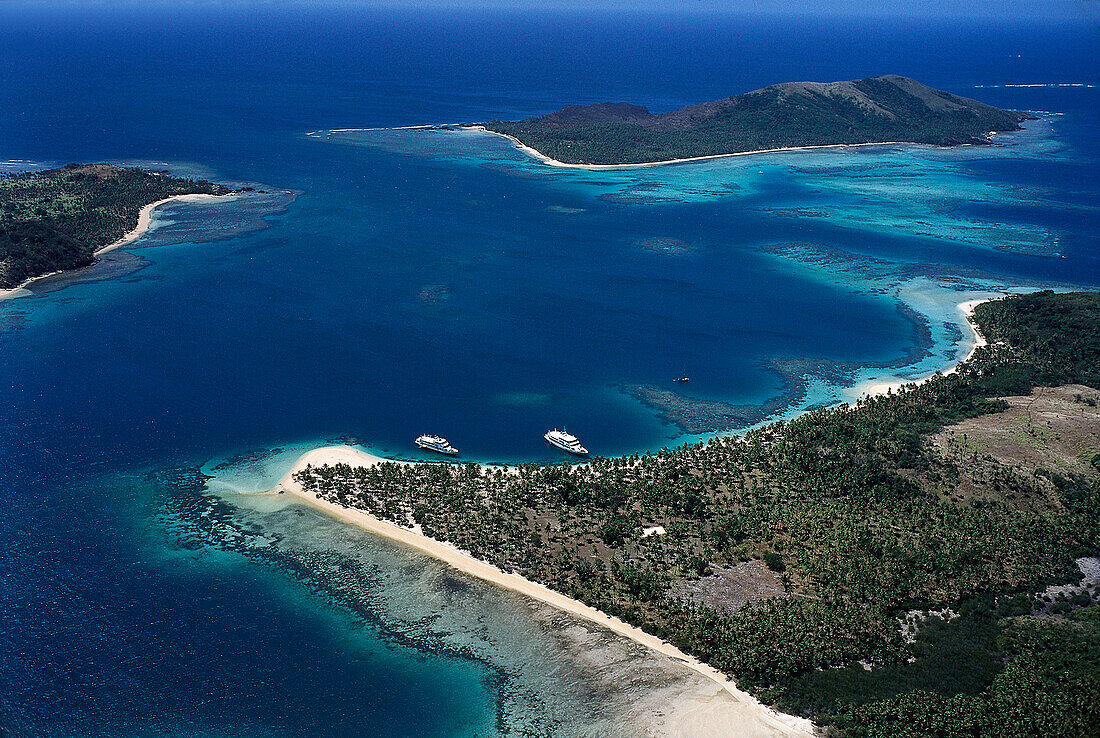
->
61 163 128 178
930 384 1100 508
674 560 788 614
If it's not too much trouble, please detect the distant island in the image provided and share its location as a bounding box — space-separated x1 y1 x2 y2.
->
274 290 1098 737
0 164 232 294
481 75 1034 165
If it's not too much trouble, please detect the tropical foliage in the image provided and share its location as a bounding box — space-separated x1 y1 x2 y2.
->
486 76 1031 165
0 163 228 288
298 291 1100 736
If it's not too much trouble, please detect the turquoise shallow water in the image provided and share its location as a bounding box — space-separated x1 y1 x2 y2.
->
0 5 1098 735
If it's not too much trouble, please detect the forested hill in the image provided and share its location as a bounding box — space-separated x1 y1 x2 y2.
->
484 75 1034 165
0 164 229 290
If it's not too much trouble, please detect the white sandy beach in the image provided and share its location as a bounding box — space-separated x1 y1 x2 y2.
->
851 297 992 399
464 125 938 171
261 445 817 738
246 294 1008 736
0 192 233 301
96 192 230 256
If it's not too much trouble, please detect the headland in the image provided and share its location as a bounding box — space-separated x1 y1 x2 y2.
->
0 164 235 300
261 291 1100 736
481 75 1033 166
259 445 818 738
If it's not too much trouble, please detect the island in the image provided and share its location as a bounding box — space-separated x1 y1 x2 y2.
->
0 163 232 294
480 75 1034 166
273 291 1098 737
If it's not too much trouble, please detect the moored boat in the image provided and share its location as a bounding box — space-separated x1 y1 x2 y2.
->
416 434 459 455
543 428 588 456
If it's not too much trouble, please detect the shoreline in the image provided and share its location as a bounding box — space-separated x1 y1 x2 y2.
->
243 297 999 733
850 297 991 399
256 446 817 738
96 192 231 256
0 192 233 302
462 125 962 170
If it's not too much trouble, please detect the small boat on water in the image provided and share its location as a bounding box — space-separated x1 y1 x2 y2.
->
674 376 690 383
416 434 459 455
544 428 588 456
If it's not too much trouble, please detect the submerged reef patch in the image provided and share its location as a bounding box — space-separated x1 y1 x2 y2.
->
632 358 826 433
756 207 831 219
632 313 938 435
634 237 694 255
417 284 450 305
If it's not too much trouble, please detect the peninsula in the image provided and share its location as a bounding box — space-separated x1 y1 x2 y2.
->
481 75 1033 166
279 291 1099 737
0 163 231 295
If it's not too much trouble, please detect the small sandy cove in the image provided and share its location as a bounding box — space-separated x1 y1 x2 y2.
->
96 193 229 256
0 193 231 301
264 445 817 738
852 298 990 399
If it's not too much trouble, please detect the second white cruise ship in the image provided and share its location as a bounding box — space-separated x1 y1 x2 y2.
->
416 434 459 455
543 428 588 456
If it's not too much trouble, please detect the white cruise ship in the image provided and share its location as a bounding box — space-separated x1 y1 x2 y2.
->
415 434 459 455
543 428 588 456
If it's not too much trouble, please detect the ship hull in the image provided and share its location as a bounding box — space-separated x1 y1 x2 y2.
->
416 441 459 455
544 436 588 456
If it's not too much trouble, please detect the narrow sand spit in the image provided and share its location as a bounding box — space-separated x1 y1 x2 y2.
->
262 445 817 738
463 124 939 170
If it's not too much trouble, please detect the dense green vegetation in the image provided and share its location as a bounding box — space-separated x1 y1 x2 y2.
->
485 75 1032 165
976 291 1100 389
0 163 229 289
824 602 1100 738
298 291 1099 736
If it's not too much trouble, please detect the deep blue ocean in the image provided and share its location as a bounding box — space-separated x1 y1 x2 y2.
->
1 5 1097 736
